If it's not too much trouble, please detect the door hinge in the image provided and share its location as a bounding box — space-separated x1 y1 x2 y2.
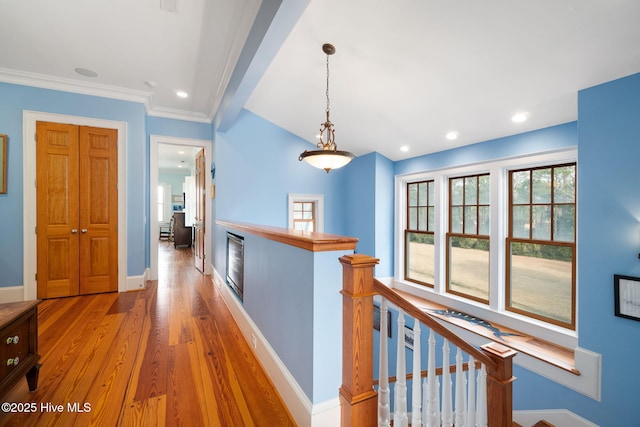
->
35 226 37 234
35 273 37 281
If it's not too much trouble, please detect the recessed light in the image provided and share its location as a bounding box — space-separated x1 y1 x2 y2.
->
74 67 98 78
400 145 409 152
512 112 528 123
176 90 188 98
178 164 183 168
445 131 458 141
178 151 185 154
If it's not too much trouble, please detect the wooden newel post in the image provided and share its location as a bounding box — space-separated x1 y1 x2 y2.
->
339 254 379 427
481 342 517 427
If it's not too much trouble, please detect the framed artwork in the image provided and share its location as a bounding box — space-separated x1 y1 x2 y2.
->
0 134 6 194
404 325 414 350
614 274 640 321
373 303 392 337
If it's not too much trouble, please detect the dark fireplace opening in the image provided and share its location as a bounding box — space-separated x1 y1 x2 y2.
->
226 232 244 300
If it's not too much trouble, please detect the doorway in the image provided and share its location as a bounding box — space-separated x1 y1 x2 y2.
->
36 122 118 298
23 111 127 301
149 135 212 281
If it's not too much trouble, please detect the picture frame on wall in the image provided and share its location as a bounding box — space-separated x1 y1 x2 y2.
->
614 274 640 321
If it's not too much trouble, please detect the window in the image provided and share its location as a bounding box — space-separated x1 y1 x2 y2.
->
288 194 324 232
158 184 171 223
507 164 576 328
293 201 316 232
396 148 578 336
447 174 490 302
405 181 435 285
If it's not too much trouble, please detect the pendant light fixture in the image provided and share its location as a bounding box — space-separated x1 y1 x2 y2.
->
298 43 355 173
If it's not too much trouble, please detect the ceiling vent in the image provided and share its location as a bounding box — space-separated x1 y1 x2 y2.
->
160 0 178 13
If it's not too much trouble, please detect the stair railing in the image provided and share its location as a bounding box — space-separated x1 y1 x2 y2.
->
339 254 516 427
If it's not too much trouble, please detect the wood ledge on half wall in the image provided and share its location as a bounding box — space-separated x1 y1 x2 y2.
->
216 220 358 252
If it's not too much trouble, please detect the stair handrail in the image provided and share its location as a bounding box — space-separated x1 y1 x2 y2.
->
339 253 517 427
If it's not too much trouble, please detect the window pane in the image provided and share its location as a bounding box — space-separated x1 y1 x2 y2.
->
418 182 427 205
509 242 573 325
478 175 490 205
479 206 490 235
427 181 435 206
451 206 463 233
408 207 417 230
293 211 303 219
427 206 435 232
408 183 418 206
406 232 435 285
448 236 490 301
158 204 163 222
554 166 575 203
418 207 427 231
554 205 575 242
532 205 551 240
303 212 313 219
451 178 464 205
464 176 477 204
464 206 477 234
532 168 551 203
512 171 530 204
512 206 530 238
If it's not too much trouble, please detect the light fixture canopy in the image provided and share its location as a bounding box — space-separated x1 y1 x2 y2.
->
299 43 355 173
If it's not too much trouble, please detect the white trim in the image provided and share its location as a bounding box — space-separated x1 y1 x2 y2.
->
213 268 340 427
514 409 599 427
0 286 27 303
149 135 213 281
126 271 148 292
0 68 210 124
287 193 325 232
23 111 128 300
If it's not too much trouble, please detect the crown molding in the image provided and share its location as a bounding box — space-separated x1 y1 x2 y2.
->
0 67 213 124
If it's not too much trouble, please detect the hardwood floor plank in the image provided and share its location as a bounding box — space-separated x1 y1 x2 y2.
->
0 242 296 427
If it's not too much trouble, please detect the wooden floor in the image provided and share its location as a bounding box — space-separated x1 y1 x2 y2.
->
0 242 295 426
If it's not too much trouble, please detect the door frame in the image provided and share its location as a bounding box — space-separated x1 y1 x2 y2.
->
149 135 212 281
23 111 127 300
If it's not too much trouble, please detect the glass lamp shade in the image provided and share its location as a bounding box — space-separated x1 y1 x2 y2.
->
299 149 354 173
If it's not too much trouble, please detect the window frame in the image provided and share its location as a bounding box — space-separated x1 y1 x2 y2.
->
404 180 435 287
288 194 324 232
393 147 578 348
446 173 491 303
506 163 577 329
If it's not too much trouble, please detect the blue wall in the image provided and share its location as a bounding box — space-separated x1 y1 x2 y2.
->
0 82 147 281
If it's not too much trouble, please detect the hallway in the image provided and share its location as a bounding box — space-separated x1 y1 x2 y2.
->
0 242 295 426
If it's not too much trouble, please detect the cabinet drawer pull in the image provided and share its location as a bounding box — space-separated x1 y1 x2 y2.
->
6 357 19 366
5 336 19 345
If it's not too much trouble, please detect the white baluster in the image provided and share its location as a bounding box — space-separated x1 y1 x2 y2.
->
466 356 476 427
454 348 466 426
476 364 488 427
378 299 390 427
411 321 422 427
441 339 453 427
425 329 439 427
394 310 408 427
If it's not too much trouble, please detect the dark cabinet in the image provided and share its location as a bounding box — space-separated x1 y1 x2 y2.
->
172 212 192 247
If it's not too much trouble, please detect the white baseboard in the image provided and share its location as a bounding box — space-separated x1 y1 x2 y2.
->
212 268 340 427
0 286 26 303
0 271 149 303
514 409 599 427
125 270 148 292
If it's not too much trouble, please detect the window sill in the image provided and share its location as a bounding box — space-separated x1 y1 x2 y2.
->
382 278 602 400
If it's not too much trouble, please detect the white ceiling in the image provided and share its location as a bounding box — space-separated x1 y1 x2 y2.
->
2 0 640 162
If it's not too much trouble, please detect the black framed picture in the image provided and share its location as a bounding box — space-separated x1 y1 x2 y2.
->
614 274 640 321
373 303 392 337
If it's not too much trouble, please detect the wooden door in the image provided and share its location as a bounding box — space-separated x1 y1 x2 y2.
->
194 148 206 273
78 126 118 294
36 122 80 298
36 122 118 298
